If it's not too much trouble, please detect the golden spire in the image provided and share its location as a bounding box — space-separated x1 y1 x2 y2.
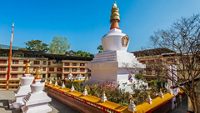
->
35 67 41 80
110 1 120 29
25 60 31 74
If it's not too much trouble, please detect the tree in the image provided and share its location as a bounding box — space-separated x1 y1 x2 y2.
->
65 50 76 56
49 36 70 54
151 14 200 112
97 45 103 53
65 50 94 58
74 50 94 58
25 40 49 52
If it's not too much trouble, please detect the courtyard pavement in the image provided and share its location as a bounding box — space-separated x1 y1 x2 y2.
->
0 90 80 113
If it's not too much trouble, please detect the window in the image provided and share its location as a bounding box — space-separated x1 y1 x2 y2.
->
0 60 7 64
57 74 62 79
0 67 6 71
43 67 46 71
57 68 62 72
64 62 70 66
148 60 155 64
72 68 77 72
80 63 85 66
0 81 6 84
72 63 77 66
52 61 57 64
140 61 145 64
11 74 18 78
64 74 68 78
33 67 37 71
49 68 54 71
88 69 91 72
146 68 152 75
0 74 5 78
167 58 175 63
155 59 162 63
42 74 46 78
23 60 28 64
43 61 47 65
73 74 77 76
64 68 69 72
12 67 18 71
12 60 19 64
23 67 26 71
48 62 51 65
80 68 85 72
34 61 40 65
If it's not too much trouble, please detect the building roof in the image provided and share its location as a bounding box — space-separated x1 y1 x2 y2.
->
0 48 93 61
132 48 175 57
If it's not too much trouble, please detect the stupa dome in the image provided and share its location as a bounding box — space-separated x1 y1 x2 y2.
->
102 2 129 51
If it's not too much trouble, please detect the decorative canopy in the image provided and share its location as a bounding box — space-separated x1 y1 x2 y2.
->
35 67 41 79
25 60 31 74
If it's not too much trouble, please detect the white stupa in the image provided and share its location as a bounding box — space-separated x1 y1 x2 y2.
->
67 72 73 80
76 74 85 80
21 68 52 113
11 60 34 108
88 2 146 92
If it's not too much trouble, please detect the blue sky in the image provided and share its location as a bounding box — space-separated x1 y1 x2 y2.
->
0 0 200 54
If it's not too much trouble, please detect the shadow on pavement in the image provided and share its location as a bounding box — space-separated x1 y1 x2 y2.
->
0 99 21 113
0 100 9 110
49 97 80 113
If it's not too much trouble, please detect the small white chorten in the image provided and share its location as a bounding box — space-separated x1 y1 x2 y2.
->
83 87 88 96
11 60 34 108
68 72 73 80
61 82 66 88
159 90 164 98
71 85 75 92
49 79 52 84
54 80 58 86
128 98 136 112
21 68 52 113
101 91 107 102
147 94 152 104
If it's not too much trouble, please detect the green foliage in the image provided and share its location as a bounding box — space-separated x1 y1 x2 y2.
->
97 45 103 53
57 80 168 106
25 40 49 52
66 50 94 58
49 36 70 54
75 50 94 57
66 50 76 56
135 73 144 80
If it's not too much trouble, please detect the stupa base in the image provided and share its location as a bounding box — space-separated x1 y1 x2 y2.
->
11 85 32 108
21 104 52 113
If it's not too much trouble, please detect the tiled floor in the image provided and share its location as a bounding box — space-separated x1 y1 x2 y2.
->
0 90 79 113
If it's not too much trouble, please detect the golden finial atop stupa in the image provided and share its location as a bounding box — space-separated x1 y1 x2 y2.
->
110 1 120 29
35 67 41 80
25 60 31 74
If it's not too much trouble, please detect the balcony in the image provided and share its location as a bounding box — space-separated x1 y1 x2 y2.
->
0 60 7 66
0 70 7 73
0 63 7 66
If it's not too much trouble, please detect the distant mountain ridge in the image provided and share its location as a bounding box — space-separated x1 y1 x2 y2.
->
0 44 20 50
